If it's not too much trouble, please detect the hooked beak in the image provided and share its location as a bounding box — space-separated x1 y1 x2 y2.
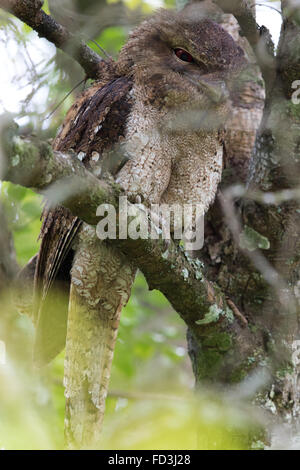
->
197 78 229 104
184 71 229 104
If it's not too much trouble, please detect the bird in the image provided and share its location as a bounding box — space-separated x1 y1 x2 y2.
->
26 5 246 445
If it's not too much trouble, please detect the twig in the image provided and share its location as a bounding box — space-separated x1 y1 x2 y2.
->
0 0 106 80
108 390 186 401
45 77 87 120
88 39 112 61
218 188 296 313
255 3 281 15
226 298 248 326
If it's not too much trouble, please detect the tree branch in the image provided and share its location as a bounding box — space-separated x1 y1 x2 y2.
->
275 0 300 97
1 118 259 378
213 0 276 96
0 120 222 322
0 0 107 80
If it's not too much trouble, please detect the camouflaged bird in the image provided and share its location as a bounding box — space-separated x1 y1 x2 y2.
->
27 5 246 443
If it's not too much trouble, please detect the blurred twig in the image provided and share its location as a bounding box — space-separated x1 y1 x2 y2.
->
218 187 297 311
0 0 108 80
222 183 300 205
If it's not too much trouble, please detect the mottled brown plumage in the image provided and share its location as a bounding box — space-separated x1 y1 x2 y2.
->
32 6 246 442
35 6 245 362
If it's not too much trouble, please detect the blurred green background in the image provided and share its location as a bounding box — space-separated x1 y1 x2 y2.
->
0 0 268 449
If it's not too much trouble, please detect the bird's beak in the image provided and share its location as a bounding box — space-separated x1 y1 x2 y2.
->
197 78 229 104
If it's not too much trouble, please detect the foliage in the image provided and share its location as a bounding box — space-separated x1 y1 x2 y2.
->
0 183 42 265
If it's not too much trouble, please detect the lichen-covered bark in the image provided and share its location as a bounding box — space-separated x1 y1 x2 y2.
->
186 4 300 435
1 125 121 225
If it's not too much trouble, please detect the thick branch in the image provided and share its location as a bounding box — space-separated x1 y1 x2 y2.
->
0 0 106 79
0 122 222 322
1 120 258 378
1 121 120 225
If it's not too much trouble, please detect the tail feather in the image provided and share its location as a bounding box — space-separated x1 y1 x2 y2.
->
63 228 136 449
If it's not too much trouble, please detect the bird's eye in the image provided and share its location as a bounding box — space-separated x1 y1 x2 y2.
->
174 48 194 63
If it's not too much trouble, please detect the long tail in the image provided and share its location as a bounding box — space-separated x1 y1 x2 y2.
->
63 225 136 449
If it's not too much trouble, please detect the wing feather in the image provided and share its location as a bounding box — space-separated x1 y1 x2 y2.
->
33 76 133 364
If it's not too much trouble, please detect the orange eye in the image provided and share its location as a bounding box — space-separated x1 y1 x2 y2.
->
174 48 194 63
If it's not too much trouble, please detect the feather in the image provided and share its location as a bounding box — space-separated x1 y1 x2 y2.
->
33 75 133 364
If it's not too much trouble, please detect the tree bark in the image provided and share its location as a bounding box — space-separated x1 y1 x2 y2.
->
187 1 300 435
